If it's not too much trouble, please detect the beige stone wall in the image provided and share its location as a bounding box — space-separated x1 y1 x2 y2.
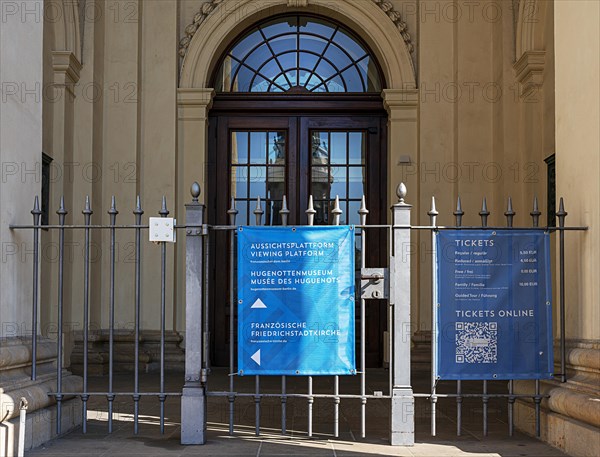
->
555 0 600 342
35 0 574 367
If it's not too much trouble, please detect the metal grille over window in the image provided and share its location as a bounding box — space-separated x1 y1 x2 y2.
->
215 15 383 93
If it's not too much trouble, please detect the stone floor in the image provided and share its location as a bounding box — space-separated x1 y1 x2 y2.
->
27 369 566 456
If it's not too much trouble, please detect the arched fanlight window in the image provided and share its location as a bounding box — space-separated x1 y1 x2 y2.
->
214 15 383 93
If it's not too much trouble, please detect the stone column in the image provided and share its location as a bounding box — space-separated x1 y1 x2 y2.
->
175 88 214 335
383 89 423 355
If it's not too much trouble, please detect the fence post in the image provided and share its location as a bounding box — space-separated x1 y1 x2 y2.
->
181 182 206 444
390 183 415 446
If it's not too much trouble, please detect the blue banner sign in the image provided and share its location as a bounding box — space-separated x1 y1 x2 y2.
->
434 230 553 380
237 226 356 376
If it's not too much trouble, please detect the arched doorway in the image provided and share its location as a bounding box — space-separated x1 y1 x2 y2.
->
207 14 389 366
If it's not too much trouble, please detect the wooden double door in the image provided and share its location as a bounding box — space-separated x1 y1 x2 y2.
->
207 110 388 367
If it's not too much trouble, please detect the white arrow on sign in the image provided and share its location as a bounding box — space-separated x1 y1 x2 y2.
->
251 298 267 309
251 349 261 366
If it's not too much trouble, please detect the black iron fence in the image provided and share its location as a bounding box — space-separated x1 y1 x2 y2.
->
9 182 587 444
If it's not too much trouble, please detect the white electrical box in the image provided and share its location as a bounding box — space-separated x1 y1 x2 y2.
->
149 217 176 243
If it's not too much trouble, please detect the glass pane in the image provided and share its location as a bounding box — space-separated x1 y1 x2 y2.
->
357 56 382 92
348 132 365 164
273 74 290 90
231 132 249 164
349 167 365 199
286 70 298 87
245 44 271 72
314 200 329 225
217 57 241 92
330 167 347 199
326 75 346 92
312 132 329 164
250 132 266 164
267 200 283 226
259 59 281 81
341 66 364 92
311 174 330 201
262 17 297 38
250 76 269 93
324 44 352 70
330 132 347 165
340 201 349 225
235 200 249 226
348 200 361 225
315 59 337 80
230 29 263 61
231 167 248 199
299 52 319 71
233 65 255 92
267 172 285 200
269 34 297 56
276 51 297 71
299 35 328 55
249 166 267 198
300 17 336 39
305 74 324 91
268 132 286 164
333 30 367 61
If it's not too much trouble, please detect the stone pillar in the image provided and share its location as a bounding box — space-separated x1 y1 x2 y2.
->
382 89 421 344
514 2 600 456
390 185 415 446
175 88 214 334
181 184 206 444
0 2 82 453
0 0 43 339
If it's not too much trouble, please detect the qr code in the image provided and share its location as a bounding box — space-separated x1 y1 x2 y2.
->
455 322 497 364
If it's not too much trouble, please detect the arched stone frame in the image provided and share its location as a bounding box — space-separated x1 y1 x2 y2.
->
176 0 419 215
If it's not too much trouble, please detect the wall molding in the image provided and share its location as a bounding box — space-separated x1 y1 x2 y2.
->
178 0 414 58
513 50 545 97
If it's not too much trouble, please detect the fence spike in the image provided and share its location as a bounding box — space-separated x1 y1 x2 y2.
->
190 182 201 202
306 195 316 226
454 196 464 227
32 196 41 216
108 196 118 215
159 196 169 217
331 195 342 226
254 196 264 226
428 196 439 227
505 197 515 227
83 195 93 216
279 196 290 226
479 197 489 227
134 196 144 216
530 196 541 227
358 195 368 226
396 183 407 203
57 196 68 219
556 197 567 226
227 198 238 226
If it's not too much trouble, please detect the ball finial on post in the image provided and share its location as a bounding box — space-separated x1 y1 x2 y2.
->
397 183 407 203
190 182 201 202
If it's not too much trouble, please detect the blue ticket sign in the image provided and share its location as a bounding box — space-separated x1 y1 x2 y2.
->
237 226 356 376
434 230 553 380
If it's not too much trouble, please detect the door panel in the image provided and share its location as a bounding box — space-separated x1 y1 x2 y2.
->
208 113 387 367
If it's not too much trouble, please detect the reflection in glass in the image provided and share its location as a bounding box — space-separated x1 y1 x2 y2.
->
230 131 287 226
349 167 365 199
215 15 382 93
348 132 364 164
310 130 367 226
